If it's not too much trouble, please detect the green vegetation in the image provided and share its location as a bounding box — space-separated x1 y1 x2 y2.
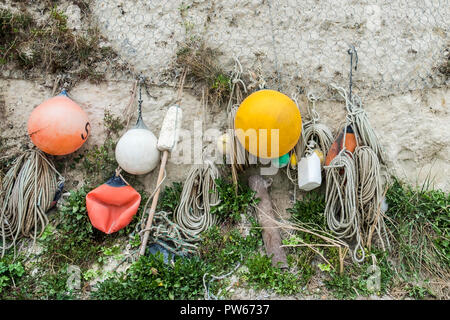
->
287 191 326 229
157 182 183 213
1 164 448 300
385 178 449 279
176 41 231 106
0 5 116 81
40 188 99 268
242 253 303 295
199 225 261 271
0 257 25 295
92 253 210 300
323 249 394 299
211 178 257 223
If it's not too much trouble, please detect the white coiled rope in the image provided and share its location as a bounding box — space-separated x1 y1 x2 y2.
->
175 160 220 236
354 146 390 251
1 150 63 257
324 84 389 262
227 58 249 185
324 148 364 262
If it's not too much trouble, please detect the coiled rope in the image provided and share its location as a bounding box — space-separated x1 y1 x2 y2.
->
323 47 389 262
324 149 363 262
144 211 199 256
1 150 63 257
354 146 390 251
175 160 220 236
287 92 333 190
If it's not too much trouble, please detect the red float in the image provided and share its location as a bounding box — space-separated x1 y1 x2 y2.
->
86 175 141 234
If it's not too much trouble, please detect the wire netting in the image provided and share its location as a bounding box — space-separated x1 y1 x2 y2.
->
92 0 449 98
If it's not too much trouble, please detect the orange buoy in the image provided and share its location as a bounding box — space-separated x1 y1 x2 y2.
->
234 89 302 159
86 175 141 234
27 91 90 155
325 125 357 166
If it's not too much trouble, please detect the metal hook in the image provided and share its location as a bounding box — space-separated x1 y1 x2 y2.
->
347 45 358 104
137 75 145 122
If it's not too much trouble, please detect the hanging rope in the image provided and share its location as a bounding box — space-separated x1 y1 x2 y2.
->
227 58 249 189
354 146 390 251
330 48 385 164
296 92 334 161
287 91 333 186
173 87 220 236
324 148 363 262
1 150 64 257
324 47 389 262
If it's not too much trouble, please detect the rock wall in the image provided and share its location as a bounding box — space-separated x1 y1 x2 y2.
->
1 78 448 193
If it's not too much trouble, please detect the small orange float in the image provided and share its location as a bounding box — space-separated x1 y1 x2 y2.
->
325 125 357 166
86 175 141 234
27 91 90 156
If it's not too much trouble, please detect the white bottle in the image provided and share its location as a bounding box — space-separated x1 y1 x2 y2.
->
298 152 322 191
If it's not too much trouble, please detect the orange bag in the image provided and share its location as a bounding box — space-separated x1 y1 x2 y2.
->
325 125 357 166
86 175 141 234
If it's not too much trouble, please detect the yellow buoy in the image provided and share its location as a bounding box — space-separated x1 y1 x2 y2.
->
234 89 302 159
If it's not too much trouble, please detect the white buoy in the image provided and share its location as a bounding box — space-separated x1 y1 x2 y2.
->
115 118 160 175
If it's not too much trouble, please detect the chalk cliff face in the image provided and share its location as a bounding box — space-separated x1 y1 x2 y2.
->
90 0 448 97
1 0 448 192
1 79 448 193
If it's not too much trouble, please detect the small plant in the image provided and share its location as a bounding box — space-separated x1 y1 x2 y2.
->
0 259 25 294
50 6 68 32
324 249 394 299
176 41 232 106
406 284 435 299
92 253 211 300
210 178 257 223
324 270 357 299
385 178 449 279
103 109 125 136
81 110 131 187
318 263 331 272
200 225 261 271
243 254 303 295
0 5 118 81
287 191 326 228
157 182 183 213
39 187 101 269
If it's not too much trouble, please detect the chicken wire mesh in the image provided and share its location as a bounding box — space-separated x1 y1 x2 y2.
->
1 0 448 99
90 0 449 99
